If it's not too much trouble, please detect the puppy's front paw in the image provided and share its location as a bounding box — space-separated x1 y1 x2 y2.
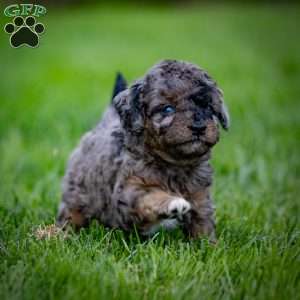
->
167 197 191 221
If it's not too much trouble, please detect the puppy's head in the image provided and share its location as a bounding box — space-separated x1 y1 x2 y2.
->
113 60 229 164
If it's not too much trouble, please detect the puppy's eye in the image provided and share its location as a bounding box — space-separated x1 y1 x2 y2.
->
161 105 176 116
190 93 210 108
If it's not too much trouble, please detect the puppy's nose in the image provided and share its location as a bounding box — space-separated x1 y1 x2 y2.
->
189 123 207 134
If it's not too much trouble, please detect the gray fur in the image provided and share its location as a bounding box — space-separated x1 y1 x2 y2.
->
57 60 229 240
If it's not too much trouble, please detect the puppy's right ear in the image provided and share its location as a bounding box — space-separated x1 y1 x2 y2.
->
113 81 145 135
112 88 130 119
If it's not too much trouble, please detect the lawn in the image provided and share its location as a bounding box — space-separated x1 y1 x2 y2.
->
0 3 300 300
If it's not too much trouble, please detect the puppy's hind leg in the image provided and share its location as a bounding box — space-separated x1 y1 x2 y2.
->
56 197 91 230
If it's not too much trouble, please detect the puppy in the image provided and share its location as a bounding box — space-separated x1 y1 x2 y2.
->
57 60 229 240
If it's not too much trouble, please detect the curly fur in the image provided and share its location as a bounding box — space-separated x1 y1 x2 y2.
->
57 60 229 240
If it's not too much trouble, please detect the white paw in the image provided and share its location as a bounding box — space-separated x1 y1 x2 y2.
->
167 197 191 221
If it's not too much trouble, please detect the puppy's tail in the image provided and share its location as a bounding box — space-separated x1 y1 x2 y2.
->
111 72 127 101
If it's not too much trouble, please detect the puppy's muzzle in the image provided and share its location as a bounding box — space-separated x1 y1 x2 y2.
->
189 112 208 135
189 123 207 135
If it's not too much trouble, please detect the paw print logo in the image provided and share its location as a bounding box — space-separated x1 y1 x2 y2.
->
4 16 45 48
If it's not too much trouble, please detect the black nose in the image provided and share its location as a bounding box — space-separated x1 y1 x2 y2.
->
189 123 207 134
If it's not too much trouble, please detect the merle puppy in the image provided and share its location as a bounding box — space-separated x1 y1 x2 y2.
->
57 60 229 241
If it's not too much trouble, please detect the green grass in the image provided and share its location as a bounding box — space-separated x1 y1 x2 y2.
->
1 3 300 300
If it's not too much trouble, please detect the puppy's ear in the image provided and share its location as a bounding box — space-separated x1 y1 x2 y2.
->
210 87 230 130
198 73 230 130
129 82 145 134
113 81 144 135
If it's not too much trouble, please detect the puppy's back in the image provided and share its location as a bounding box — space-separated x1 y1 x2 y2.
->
59 105 125 226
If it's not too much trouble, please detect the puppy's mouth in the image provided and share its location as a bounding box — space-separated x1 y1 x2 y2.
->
172 137 214 148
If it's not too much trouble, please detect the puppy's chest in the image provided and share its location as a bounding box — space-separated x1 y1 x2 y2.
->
133 160 212 197
157 169 210 199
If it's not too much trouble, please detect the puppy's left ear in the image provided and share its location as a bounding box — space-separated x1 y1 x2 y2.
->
211 87 230 130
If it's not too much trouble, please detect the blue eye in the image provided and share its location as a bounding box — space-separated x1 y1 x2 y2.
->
161 105 176 116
